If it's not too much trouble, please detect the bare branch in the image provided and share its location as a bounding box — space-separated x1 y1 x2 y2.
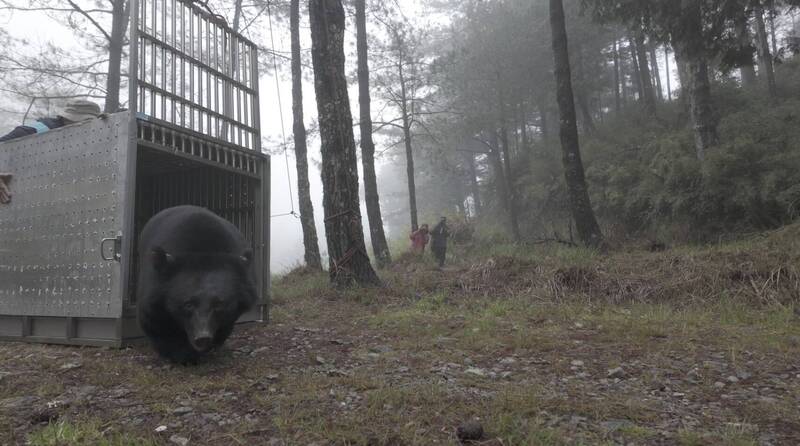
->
65 0 112 41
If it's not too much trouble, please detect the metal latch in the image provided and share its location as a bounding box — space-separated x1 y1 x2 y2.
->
101 234 122 261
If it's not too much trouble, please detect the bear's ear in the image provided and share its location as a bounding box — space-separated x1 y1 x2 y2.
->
151 247 176 273
239 249 253 267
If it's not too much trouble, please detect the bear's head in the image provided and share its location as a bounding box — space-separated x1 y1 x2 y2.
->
151 248 256 353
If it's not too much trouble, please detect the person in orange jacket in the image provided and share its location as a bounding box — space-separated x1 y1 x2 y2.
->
409 224 430 254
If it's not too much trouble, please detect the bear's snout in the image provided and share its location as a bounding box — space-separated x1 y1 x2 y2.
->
187 312 216 353
191 334 214 353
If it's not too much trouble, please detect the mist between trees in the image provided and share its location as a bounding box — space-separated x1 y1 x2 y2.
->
3 0 800 281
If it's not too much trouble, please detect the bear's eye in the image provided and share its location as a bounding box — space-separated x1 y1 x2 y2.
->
182 301 196 310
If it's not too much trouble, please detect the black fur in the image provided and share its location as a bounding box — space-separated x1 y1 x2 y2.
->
136 206 258 364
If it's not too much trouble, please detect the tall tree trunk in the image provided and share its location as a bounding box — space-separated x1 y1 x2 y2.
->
577 94 596 133
675 52 690 94
549 0 604 248
309 0 380 286
355 0 391 268
538 103 549 139
628 37 643 100
104 0 127 112
674 9 718 162
498 113 521 241
687 56 718 160
673 47 693 123
487 131 510 224
754 3 778 101
735 10 758 87
575 46 597 133
401 97 418 232
613 39 622 113
291 0 323 270
649 43 664 101
768 0 778 56
664 46 672 100
519 103 529 153
634 31 657 114
466 152 481 216
496 77 520 241
232 0 244 30
621 43 630 103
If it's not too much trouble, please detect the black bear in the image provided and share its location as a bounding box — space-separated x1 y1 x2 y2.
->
136 205 258 363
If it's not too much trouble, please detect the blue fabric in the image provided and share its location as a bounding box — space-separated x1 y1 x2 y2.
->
30 121 51 134
0 117 66 142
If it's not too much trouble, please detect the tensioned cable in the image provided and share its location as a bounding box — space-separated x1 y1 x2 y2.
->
266 0 298 219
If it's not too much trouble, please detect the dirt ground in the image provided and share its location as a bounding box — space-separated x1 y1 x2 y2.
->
2 239 800 445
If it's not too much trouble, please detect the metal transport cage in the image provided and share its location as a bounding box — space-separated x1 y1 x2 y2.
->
0 0 269 347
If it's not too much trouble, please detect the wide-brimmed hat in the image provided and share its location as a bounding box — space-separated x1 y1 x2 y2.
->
59 99 101 122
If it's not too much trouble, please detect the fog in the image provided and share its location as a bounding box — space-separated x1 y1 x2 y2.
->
0 1 427 274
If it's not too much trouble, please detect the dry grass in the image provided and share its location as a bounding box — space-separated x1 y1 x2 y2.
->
4 225 800 445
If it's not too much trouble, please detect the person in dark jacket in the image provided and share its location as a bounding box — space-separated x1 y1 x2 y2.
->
0 99 101 142
430 217 449 268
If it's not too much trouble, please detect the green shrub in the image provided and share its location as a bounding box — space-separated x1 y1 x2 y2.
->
512 61 800 242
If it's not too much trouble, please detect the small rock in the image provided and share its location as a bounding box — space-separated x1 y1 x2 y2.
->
727 375 740 384
267 439 286 446
369 345 392 354
59 362 82 371
45 399 68 410
251 347 270 355
326 369 350 377
736 370 752 381
714 382 725 389
569 415 588 427
155 425 168 433
500 357 517 366
788 335 800 347
315 356 326 365
109 387 131 399
169 435 189 446
607 367 626 379
172 407 194 416
571 360 585 367
202 413 222 423
574 322 584 328
501 371 513 379
456 420 484 443
464 367 487 377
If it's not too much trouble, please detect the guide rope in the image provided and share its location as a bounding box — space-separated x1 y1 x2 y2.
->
266 1 298 220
